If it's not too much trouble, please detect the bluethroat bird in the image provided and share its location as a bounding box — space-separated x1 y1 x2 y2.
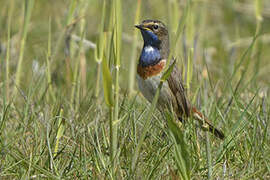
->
135 20 225 139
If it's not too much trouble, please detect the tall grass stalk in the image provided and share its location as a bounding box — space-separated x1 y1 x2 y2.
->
46 17 55 101
110 0 122 175
102 55 114 107
100 26 115 177
100 6 114 175
78 1 88 97
46 120 59 176
168 0 180 33
128 0 141 94
54 108 65 158
255 0 263 35
5 0 14 101
165 109 190 180
186 48 194 90
64 0 77 89
253 0 263 59
68 0 88 111
74 1 88 112
49 0 77 77
95 62 101 97
167 0 190 68
13 0 34 97
95 0 106 98
206 132 212 179
202 61 214 180
186 0 194 46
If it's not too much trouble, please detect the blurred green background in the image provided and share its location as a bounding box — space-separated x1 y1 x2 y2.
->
0 0 269 179
1 0 269 92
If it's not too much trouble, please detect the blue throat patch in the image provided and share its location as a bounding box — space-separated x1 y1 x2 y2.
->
140 46 161 67
139 30 161 67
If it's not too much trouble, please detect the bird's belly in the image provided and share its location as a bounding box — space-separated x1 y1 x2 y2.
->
137 74 172 108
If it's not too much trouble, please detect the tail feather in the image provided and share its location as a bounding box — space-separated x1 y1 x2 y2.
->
192 107 225 140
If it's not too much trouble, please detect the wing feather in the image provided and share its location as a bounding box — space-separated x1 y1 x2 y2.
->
167 59 191 117
166 59 225 139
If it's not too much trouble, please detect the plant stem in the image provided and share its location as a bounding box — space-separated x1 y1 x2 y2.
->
14 0 34 97
206 132 212 180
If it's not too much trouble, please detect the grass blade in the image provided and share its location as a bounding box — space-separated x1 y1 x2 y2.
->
14 0 35 96
54 108 65 158
165 111 191 180
128 0 141 94
102 56 114 107
5 0 14 101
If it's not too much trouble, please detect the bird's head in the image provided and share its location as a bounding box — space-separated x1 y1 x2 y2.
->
135 19 169 48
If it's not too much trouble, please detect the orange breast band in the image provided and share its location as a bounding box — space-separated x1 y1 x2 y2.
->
137 59 166 79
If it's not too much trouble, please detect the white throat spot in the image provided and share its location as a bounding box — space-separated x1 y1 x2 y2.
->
145 46 155 53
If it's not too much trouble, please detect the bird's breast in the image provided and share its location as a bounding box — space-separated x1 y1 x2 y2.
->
136 71 172 109
137 59 166 80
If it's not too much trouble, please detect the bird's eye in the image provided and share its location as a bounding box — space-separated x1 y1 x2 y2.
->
153 24 159 30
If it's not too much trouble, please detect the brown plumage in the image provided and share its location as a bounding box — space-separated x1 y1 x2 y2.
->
136 19 225 140
167 60 224 139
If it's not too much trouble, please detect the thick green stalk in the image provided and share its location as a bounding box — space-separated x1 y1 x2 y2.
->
253 0 263 55
14 0 34 96
70 32 84 109
70 0 88 109
54 108 65 157
46 17 55 101
95 62 101 98
109 105 114 174
95 0 106 98
168 0 180 32
128 0 141 94
166 0 190 69
111 0 122 175
186 48 193 90
112 64 119 167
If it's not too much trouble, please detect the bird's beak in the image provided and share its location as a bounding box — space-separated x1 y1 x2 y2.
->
135 24 143 30
135 24 151 32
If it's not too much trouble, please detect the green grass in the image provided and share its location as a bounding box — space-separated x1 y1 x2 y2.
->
0 0 270 179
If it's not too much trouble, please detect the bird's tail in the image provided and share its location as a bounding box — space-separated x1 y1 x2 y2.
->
191 107 225 140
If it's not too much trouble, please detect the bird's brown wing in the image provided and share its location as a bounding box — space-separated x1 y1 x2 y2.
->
167 60 191 118
167 59 225 139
